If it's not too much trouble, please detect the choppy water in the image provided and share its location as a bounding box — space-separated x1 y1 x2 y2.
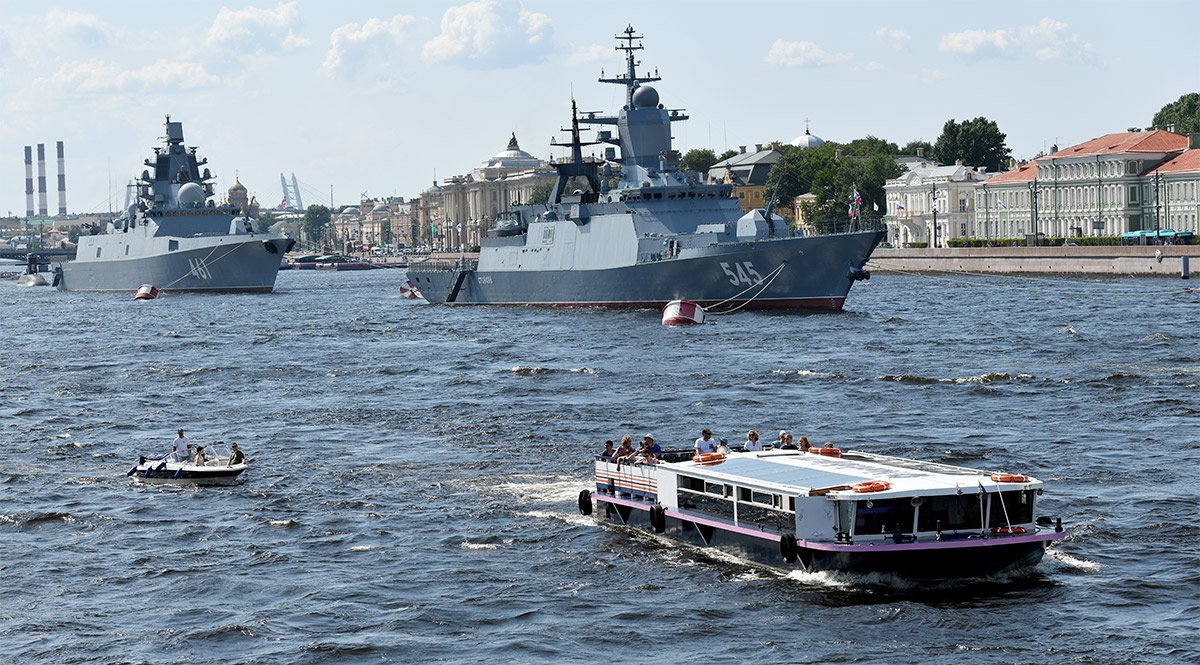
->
2 269 1198 663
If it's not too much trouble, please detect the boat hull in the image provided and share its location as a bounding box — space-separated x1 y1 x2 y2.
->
58 237 290 293
593 493 1061 580
131 459 248 486
409 230 882 310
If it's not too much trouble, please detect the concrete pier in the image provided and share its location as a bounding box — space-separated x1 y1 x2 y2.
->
867 246 1199 278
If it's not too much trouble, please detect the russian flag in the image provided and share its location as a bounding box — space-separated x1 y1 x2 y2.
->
853 187 863 205
896 202 906 211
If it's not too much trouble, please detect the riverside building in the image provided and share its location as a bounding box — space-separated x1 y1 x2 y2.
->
884 158 990 248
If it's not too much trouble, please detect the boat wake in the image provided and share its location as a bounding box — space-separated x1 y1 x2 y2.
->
1045 548 1102 573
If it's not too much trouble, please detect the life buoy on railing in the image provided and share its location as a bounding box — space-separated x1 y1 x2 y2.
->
991 525 1027 535
990 473 1028 483
808 446 841 457
692 452 726 466
852 480 891 493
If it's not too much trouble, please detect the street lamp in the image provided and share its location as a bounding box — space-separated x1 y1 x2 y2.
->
981 184 988 241
1028 178 1039 246
930 180 938 248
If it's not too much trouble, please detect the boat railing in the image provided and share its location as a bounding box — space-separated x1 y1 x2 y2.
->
407 258 478 273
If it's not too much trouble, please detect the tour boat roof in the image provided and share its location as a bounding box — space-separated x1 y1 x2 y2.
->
665 450 1041 498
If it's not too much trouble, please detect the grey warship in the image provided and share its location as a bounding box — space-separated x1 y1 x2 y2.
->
55 117 294 293
408 26 882 310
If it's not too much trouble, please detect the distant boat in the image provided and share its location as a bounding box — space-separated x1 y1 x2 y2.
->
128 447 248 486
56 116 294 293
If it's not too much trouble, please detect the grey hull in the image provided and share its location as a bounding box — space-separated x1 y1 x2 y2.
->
58 237 289 293
410 230 882 310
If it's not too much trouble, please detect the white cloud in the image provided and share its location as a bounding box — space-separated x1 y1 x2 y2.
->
912 68 946 84
566 43 610 66
40 59 219 93
860 61 886 72
875 27 911 50
765 39 851 68
206 1 310 52
939 17 1093 61
323 15 415 74
46 9 118 49
421 0 554 67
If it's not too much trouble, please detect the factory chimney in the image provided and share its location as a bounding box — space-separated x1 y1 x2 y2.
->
37 143 48 217
56 141 67 215
24 146 34 218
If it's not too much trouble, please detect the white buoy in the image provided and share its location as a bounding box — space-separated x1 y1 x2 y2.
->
662 299 705 325
134 284 159 300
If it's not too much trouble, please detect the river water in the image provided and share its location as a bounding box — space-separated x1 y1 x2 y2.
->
1 269 1197 663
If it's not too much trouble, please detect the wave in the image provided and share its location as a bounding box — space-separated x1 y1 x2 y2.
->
509 365 599 376
1046 549 1103 573
880 372 1033 384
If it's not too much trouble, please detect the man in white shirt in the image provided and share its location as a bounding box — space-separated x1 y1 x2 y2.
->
171 429 191 462
694 428 719 454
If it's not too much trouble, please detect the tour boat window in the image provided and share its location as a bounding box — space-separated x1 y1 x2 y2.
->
703 481 729 497
916 494 984 532
678 475 704 492
684 493 735 521
988 489 1034 526
854 498 916 537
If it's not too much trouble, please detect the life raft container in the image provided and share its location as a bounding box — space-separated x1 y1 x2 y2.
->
692 452 726 466
807 446 841 457
662 299 705 325
990 473 1027 483
991 525 1028 535
851 480 891 493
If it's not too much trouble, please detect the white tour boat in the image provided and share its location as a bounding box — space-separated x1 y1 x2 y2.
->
580 445 1065 579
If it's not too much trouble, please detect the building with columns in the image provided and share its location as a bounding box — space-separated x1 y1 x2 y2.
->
884 160 990 247
978 130 1191 240
440 134 555 249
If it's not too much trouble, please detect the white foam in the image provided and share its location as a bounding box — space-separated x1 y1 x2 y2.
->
1046 548 1102 572
347 545 376 552
460 540 500 551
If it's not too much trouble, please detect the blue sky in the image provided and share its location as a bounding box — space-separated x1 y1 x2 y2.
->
0 0 1196 217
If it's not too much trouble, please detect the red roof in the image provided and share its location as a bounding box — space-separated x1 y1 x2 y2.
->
1054 130 1186 157
1149 148 1200 175
984 160 1037 185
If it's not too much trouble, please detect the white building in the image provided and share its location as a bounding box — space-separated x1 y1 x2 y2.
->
884 160 990 247
441 134 556 248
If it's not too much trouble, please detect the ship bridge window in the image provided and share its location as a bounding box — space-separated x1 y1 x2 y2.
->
916 494 984 532
168 240 179 251
989 489 1034 526
654 193 662 199
854 498 916 536
96 248 102 258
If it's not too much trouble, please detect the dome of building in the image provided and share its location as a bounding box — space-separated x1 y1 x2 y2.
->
632 84 660 109
340 206 361 217
483 133 542 170
228 179 247 196
371 203 390 214
790 121 825 149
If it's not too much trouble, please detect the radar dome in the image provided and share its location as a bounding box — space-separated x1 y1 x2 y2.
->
177 182 205 208
632 85 659 109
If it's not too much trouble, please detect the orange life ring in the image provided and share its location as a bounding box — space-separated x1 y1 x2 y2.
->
991 473 1027 483
991 525 1028 535
808 447 841 457
852 480 891 493
692 452 726 466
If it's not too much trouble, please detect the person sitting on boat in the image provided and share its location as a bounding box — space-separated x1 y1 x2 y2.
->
642 433 662 458
717 438 731 455
694 428 719 455
797 436 813 452
779 434 798 450
613 435 636 465
193 445 208 466
171 428 192 462
634 449 659 465
228 442 245 466
743 430 763 452
771 430 788 449
599 440 616 460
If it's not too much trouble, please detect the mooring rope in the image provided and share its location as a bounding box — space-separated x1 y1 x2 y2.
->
706 261 789 315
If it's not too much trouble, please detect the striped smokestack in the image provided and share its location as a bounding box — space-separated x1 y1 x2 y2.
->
56 141 66 215
24 146 34 218
37 143 48 217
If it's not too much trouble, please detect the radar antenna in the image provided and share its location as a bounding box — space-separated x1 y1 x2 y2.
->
597 25 661 109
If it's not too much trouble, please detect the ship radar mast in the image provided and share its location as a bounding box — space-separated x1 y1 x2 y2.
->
598 25 660 109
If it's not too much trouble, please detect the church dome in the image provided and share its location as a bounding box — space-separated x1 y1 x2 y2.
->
483 133 542 170
371 203 390 214
228 179 247 195
340 206 361 217
790 122 825 149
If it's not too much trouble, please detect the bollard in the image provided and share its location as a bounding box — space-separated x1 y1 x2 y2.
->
1183 255 1191 280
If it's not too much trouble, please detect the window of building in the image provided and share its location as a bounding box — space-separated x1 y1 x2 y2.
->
1129 185 1138 203
960 222 967 236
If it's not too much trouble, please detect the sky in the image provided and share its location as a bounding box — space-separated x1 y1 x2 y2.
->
0 0 1197 218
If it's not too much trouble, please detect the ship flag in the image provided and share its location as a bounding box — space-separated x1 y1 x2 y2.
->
853 187 863 205
896 202 906 211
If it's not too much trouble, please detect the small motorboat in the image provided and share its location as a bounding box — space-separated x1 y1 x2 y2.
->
135 284 159 300
127 443 248 485
662 299 705 325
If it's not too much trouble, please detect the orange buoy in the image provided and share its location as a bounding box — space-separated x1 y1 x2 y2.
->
692 452 725 466
990 473 1027 483
991 525 1028 535
808 446 841 457
851 480 891 493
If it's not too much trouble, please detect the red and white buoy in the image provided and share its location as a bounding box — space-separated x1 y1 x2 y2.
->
662 299 705 325
134 284 159 300
400 279 422 300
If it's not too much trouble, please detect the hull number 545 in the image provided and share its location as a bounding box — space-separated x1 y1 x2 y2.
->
719 261 762 286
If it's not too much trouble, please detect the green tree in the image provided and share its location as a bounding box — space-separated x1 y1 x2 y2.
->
900 140 933 156
765 142 901 226
931 117 1011 173
843 136 898 157
680 148 719 176
302 204 330 243
716 149 738 162
529 181 553 205
1152 92 1200 134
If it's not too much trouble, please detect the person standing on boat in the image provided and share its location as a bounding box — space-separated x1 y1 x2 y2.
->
695 428 719 454
171 428 191 462
228 442 245 466
744 430 763 452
